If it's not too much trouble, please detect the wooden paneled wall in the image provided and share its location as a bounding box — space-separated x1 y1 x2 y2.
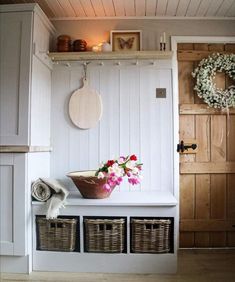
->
50 61 173 193
178 43 235 248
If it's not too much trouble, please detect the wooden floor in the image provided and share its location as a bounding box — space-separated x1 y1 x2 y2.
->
1 250 235 282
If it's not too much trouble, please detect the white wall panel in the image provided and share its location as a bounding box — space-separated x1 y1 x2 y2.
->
113 0 125 16
158 69 173 191
166 0 179 16
146 0 157 16
102 0 115 16
80 0 96 17
206 0 223 16
139 66 152 191
216 0 234 16
124 0 135 16
176 0 190 16
46 0 65 17
0 165 13 243
69 0 86 17
186 0 201 16
196 0 212 16
0 12 32 145
31 56 51 146
156 0 168 15
57 0 76 17
50 62 173 193
91 0 105 17
51 67 71 181
88 67 100 170
226 0 235 16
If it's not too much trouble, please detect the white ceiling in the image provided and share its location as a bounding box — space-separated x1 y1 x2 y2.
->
1 0 235 20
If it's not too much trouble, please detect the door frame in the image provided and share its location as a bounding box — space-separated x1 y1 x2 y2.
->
171 36 235 246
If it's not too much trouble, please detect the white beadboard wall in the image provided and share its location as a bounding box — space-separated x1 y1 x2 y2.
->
50 60 173 193
30 56 51 146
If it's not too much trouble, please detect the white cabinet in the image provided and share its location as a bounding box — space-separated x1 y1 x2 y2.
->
0 12 32 145
0 154 27 256
0 4 53 273
0 4 55 146
0 152 50 273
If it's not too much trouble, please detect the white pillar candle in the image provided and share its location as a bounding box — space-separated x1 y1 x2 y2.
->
163 32 166 43
160 36 163 43
92 45 99 52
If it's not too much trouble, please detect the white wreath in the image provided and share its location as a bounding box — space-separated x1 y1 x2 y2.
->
192 53 235 109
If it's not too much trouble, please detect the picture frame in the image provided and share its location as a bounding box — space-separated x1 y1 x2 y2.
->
110 30 142 51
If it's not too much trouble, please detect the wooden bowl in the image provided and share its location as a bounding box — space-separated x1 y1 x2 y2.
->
67 170 115 199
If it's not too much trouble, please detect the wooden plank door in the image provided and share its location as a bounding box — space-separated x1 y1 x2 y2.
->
178 43 235 247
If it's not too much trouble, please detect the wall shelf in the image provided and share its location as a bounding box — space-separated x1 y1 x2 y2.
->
48 51 173 62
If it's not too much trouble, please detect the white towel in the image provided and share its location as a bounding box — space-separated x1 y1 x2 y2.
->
32 178 69 219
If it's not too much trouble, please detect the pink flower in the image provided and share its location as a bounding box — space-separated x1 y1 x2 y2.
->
128 177 140 185
103 183 111 191
96 154 143 191
107 179 116 187
118 156 126 164
117 177 123 184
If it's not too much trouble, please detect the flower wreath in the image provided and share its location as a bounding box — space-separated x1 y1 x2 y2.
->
192 53 235 109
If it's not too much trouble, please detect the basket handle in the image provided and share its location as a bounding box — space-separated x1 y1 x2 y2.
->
99 224 112 231
49 222 65 228
145 223 160 230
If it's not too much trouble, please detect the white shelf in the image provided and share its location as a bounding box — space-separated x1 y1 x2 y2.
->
0 146 52 153
32 191 177 206
48 51 173 62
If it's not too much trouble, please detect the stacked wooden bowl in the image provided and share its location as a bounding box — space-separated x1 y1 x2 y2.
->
57 35 72 52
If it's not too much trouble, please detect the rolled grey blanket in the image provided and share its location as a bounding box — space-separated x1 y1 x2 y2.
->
32 179 51 201
32 178 69 219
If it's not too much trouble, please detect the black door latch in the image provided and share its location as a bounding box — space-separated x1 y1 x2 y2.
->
177 140 197 153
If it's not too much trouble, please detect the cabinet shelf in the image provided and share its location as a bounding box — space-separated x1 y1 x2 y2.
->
48 51 173 62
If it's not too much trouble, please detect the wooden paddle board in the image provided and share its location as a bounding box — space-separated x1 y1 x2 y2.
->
69 78 103 129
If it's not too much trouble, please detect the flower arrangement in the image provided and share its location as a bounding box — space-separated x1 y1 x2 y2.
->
192 53 235 109
95 155 143 191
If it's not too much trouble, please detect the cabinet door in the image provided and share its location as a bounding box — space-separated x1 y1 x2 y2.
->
0 154 27 256
0 12 32 145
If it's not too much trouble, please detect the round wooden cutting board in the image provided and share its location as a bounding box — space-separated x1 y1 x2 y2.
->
69 78 103 129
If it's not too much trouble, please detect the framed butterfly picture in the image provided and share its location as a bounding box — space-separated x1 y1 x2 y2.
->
110 30 142 51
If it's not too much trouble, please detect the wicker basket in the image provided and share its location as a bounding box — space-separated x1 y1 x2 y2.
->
131 219 171 253
36 217 77 252
84 218 125 253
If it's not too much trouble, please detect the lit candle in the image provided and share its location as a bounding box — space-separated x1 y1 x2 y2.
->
92 45 99 52
163 32 166 44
